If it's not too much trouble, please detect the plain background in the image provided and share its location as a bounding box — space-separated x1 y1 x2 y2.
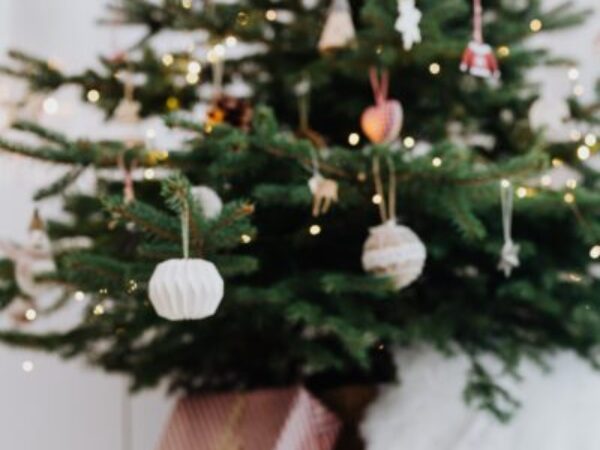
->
0 1 597 449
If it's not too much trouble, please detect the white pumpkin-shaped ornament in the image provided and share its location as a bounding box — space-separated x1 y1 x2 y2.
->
191 185 223 219
362 157 426 290
148 197 224 321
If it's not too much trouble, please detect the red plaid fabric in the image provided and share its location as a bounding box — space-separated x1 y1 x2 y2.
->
157 386 341 450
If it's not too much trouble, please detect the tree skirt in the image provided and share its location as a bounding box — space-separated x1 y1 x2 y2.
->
362 347 600 450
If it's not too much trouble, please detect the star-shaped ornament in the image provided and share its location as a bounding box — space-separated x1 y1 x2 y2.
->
498 240 520 277
395 0 422 51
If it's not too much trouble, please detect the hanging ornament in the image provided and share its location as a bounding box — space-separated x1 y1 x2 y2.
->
528 96 571 143
148 192 224 321
294 76 326 148
28 208 50 250
395 0 422 51
318 0 356 52
307 151 338 217
117 154 137 204
460 0 500 79
0 210 56 299
361 156 426 290
498 180 520 277
114 71 141 123
191 186 223 219
361 68 403 144
206 95 253 131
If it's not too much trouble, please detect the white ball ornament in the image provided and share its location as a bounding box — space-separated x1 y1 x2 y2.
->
362 220 426 290
191 186 223 219
148 258 224 321
529 97 571 143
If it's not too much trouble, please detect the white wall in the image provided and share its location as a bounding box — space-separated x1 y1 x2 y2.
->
0 1 597 450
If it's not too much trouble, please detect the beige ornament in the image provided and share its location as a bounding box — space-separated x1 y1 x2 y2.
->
362 220 426 289
362 156 426 290
318 0 356 52
308 174 339 217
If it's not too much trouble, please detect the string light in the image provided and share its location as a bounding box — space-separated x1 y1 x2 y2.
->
74 291 85 302
590 245 600 260
25 308 37 322
93 304 105 316
566 179 578 189
529 19 542 32
237 11 249 26
432 157 442 167
127 279 138 294
86 89 100 103
265 9 278 21
403 136 415 148
573 84 584 97
584 134 597 147
428 63 441 75
188 61 201 75
144 168 156 180
309 224 321 236
181 0 192 9
564 192 575 204
501 179 511 189
497 46 510 57
43 97 59 115
348 133 360 146
577 145 590 160
186 73 199 84
568 68 580 81
22 361 34 373
207 44 226 64
162 54 174 66
372 194 383 205
241 234 252 244
516 187 528 198
225 36 238 47
551 158 563 167
166 96 180 111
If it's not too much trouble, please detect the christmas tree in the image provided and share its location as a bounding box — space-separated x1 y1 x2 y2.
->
0 0 599 427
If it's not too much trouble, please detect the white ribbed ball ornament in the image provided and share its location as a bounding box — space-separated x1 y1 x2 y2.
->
362 220 426 290
191 186 223 219
148 258 224 321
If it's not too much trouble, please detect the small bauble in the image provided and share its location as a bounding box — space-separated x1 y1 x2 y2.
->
191 186 223 220
529 97 571 143
148 259 224 321
362 221 426 290
361 100 403 145
460 41 500 79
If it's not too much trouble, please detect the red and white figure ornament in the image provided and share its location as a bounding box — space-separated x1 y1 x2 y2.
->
362 156 426 290
361 68 404 145
148 193 224 321
460 0 500 79
318 0 356 52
